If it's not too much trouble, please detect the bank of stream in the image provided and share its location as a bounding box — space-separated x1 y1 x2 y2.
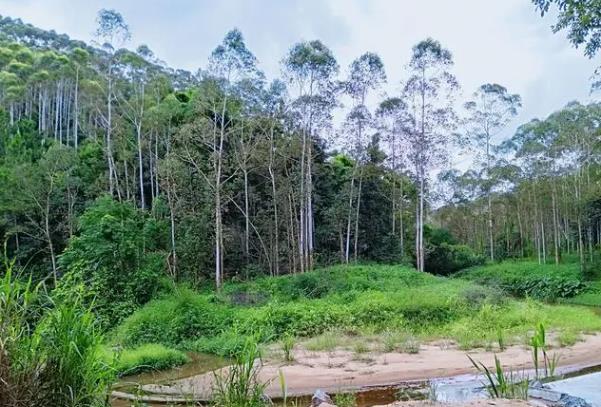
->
110 352 601 406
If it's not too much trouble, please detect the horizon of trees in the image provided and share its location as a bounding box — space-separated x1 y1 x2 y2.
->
0 6 599 297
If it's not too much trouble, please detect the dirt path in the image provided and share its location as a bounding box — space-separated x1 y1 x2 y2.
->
139 334 601 400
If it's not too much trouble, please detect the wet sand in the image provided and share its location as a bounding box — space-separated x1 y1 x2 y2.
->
136 333 601 400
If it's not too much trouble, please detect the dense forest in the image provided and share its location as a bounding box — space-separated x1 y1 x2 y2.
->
3 1 601 406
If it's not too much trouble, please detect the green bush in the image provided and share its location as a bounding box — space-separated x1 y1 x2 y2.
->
56 196 170 328
458 262 585 300
111 344 189 376
425 243 485 275
113 287 233 348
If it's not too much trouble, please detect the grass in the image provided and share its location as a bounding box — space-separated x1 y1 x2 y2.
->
1 265 115 407
457 261 585 300
108 344 189 376
111 263 601 363
565 281 601 307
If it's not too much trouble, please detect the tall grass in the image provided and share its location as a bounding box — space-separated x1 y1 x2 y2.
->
212 339 269 407
0 262 115 407
468 354 528 399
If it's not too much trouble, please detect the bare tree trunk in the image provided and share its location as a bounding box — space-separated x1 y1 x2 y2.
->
353 168 364 262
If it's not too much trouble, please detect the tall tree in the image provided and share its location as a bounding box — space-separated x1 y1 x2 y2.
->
463 83 521 261
283 40 338 272
403 38 459 272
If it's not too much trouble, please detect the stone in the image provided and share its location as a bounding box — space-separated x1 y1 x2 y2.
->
311 389 333 407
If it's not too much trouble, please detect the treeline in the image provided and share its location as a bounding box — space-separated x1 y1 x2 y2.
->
436 101 601 267
1 8 596 299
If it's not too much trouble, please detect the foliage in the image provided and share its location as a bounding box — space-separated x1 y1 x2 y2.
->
457 261 586 300
211 340 268 407
0 264 115 407
109 343 189 376
56 196 169 327
113 264 601 357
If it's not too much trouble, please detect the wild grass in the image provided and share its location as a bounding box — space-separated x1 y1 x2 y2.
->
211 340 268 407
108 343 189 376
468 354 529 399
0 264 115 407
334 392 357 407
281 334 295 362
112 264 601 361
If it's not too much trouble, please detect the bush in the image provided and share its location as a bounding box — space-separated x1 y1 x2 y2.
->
113 288 233 348
57 196 169 328
425 243 485 275
458 262 585 301
111 344 189 376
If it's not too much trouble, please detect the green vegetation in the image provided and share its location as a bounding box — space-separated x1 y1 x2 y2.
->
0 266 115 407
112 264 601 357
108 344 189 376
457 261 585 301
211 341 267 407
3 4 601 405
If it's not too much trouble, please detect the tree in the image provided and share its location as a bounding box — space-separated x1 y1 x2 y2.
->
403 38 459 272
283 40 338 272
342 52 386 263
533 0 601 58
94 8 131 198
463 83 521 261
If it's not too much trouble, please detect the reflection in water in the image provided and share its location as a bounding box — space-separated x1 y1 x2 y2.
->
110 355 601 407
111 352 227 407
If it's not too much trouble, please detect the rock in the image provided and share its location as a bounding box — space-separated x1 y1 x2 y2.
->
557 394 592 407
311 389 333 407
528 381 591 407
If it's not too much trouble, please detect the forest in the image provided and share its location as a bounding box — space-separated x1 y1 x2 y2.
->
2 1 601 406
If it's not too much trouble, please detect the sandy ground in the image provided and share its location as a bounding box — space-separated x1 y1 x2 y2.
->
137 333 601 400
375 401 535 407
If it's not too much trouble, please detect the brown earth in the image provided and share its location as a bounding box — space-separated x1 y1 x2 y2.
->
137 333 601 400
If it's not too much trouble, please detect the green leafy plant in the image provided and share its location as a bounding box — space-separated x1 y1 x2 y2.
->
281 334 295 363
467 354 528 399
212 339 269 407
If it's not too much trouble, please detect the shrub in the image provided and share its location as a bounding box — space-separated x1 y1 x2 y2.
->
425 243 485 275
113 288 233 348
111 344 189 376
458 262 585 300
56 196 169 328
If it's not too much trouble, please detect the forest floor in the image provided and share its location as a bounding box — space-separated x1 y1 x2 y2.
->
135 333 601 400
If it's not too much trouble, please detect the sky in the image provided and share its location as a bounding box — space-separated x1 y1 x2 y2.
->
1 0 599 168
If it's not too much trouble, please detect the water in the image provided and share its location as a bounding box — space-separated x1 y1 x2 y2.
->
547 371 601 406
111 352 227 407
110 353 601 407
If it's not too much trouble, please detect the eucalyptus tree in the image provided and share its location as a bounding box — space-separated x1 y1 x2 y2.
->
176 29 258 288
283 40 338 272
403 38 459 272
463 83 521 261
69 47 89 148
342 52 386 262
94 8 131 198
377 97 411 256
117 46 155 209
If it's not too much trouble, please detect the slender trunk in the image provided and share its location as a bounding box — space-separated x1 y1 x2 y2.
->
353 168 364 262
136 122 145 209
268 125 279 275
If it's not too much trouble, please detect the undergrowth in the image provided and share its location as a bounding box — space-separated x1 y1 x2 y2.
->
111 264 601 359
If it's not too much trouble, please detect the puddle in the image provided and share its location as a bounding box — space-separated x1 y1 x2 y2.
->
111 358 601 407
